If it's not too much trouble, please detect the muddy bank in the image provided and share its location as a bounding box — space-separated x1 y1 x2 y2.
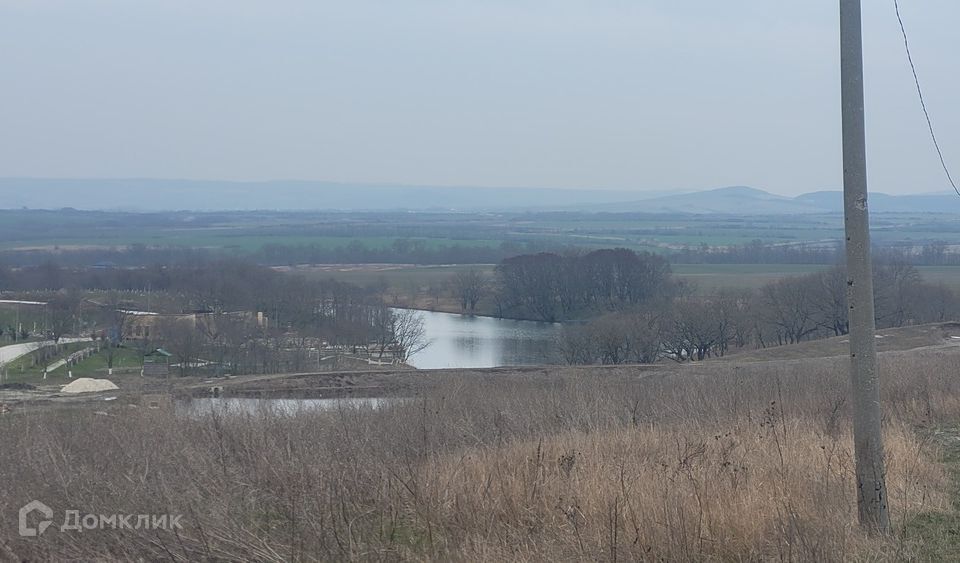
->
0 363 666 414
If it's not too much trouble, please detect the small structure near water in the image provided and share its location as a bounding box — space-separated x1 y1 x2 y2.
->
142 348 172 377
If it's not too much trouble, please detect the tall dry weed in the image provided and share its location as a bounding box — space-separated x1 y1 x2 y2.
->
1 345 959 560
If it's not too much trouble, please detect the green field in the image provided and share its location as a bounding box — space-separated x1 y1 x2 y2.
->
295 264 494 290
672 264 829 293
913 266 960 292
673 264 960 294
6 208 960 259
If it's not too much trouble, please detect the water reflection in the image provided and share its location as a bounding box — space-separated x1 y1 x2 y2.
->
402 309 561 369
179 397 390 416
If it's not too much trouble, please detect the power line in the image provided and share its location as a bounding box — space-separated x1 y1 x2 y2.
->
894 0 960 197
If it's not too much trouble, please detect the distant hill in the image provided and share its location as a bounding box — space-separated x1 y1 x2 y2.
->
581 187 960 215
0 178 662 212
1 178 958 214
583 186 827 215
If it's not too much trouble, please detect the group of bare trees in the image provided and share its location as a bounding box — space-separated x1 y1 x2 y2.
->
451 269 488 313
561 260 960 365
496 249 673 322
1 259 435 376
560 312 661 365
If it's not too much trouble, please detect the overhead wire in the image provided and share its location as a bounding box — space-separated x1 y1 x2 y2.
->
893 0 960 196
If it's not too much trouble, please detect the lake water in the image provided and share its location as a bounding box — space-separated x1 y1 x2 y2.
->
402 309 561 369
177 311 561 414
180 397 391 416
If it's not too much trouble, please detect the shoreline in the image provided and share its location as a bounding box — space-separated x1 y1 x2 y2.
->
391 305 565 324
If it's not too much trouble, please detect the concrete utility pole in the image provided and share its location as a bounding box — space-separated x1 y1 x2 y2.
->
839 0 890 533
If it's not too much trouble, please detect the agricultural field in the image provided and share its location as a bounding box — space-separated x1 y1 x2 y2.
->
671 263 830 293
5 208 960 261
913 266 960 292
290 263 494 289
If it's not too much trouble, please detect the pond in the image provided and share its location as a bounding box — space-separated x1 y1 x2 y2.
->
402 309 562 369
179 397 392 416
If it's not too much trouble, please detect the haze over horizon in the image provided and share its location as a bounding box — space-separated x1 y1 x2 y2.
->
1 1 958 197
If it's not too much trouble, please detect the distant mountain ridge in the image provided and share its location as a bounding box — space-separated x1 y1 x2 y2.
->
0 178 957 214
569 186 960 214
0 178 663 212
584 186 826 215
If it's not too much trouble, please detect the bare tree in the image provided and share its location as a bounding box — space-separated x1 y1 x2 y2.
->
812 267 849 337
157 316 203 377
758 278 818 345
46 292 81 344
560 312 661 365
369 306 395 360
558 325 597 365
874 259 921 328
661 299 723 362
451 269 488 313
624 313 663 364
389 309 431 362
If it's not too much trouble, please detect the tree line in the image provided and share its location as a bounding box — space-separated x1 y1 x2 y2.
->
558 260 959 365
441 248 960 364
3 237 960 272
492 249 674 322
0 258 429 376
0 239 569 268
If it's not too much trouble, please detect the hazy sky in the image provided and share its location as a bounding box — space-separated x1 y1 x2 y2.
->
0 1 957 196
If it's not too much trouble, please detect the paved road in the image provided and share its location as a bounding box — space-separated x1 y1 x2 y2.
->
0 342 46 366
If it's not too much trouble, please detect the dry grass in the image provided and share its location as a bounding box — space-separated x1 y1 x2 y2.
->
2 346 960 561
423 421 944 561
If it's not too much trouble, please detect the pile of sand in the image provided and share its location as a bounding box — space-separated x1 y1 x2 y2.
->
60 378 119 394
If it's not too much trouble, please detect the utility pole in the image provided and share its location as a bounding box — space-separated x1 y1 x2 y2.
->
840 0 890 533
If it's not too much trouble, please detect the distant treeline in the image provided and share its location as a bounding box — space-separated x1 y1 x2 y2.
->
552 258 960 365
442 246 960 363
0 258 376 323
0 258 407 363
0 240 571 268
255 240 568 266
3 238 960 273
672 240 960 266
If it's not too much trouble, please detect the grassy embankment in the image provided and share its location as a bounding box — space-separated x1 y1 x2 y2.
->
2 343 960 560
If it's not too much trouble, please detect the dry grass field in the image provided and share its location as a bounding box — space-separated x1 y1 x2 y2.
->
2 341 960 560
